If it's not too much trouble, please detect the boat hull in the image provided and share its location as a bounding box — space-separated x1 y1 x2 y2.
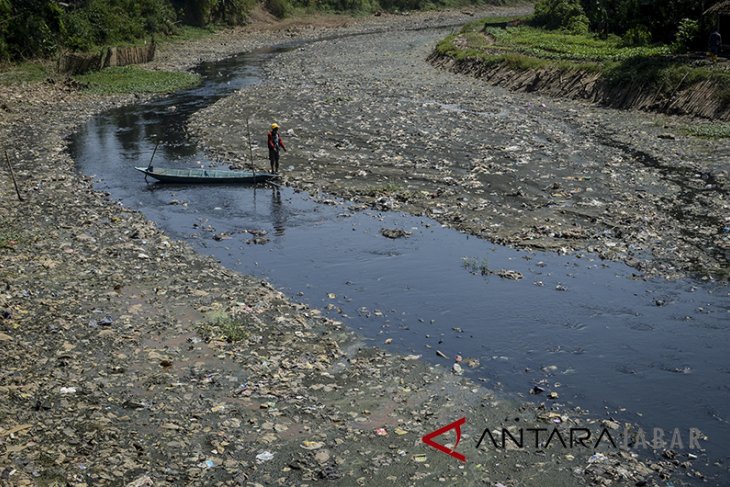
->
135 167 276 184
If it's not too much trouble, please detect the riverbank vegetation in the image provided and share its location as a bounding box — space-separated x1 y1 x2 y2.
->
433 0 730 121
0 0 517 64
0 60 52 84
74 65 201 94
683 121 730 138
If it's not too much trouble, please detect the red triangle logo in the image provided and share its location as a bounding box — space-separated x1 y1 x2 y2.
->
422 417 467 462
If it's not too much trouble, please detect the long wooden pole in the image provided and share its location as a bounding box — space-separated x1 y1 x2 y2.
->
144 140 160 183
246 115 256 177
147 140 160 171
4 150 24 202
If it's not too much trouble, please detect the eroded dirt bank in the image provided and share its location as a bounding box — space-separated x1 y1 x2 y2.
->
190 20 730 281
0 8 703 487
428 53 730 121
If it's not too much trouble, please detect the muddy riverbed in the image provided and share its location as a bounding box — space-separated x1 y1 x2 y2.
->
0 6 725 487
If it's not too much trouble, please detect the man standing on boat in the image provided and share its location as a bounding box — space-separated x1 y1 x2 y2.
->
268 123 286 174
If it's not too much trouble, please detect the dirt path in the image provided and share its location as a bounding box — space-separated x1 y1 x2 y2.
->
190 18 730 281
0 8 694 486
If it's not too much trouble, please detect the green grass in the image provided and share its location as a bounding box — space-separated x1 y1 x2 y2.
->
164 25 216 44
197 313 251 342
74 66 200 94
435 31 601 72
435 16 730 107
0 61 50 85
682 122 730 139
604 57 730 103
436 19 669 63
484 26 669 62
364 182 404 195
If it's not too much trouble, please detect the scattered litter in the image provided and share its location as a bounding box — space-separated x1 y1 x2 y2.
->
126 475 154 487
588 453 608 463
256 451 274 463
301 441 325 450
380 228 411 239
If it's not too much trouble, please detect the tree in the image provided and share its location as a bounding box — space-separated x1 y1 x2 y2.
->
534 0 590 33
4 0 64 59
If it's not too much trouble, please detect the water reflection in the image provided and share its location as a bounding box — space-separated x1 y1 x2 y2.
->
271 187 286 236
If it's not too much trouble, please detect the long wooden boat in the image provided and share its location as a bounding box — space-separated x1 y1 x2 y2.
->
135 166 277 184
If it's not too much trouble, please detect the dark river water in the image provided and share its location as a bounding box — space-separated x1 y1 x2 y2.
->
69 44 730 483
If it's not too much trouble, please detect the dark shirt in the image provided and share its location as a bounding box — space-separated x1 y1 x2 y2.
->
709 31 722 52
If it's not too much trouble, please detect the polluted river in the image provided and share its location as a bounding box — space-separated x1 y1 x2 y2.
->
70 26 730 484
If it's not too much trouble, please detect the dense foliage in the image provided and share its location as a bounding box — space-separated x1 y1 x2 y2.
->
1 0 177 59
0 0 514 60
533 0 589 34
533 0 724 48
171 0 254 26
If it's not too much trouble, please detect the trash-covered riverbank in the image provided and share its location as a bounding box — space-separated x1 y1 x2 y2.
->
189 16 730 281
0 8 703 486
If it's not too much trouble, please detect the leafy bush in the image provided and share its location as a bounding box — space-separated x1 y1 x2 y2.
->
265 0 290 18
622 25 652 47
2 0 64 60
0 0 10 60
59 0 175 50
533 0 587 32
0 0 178 60
60 9 95 51
564 13 589 35
532 0 708 44
211 0 254 25
672 18 700 53
173 0 213 27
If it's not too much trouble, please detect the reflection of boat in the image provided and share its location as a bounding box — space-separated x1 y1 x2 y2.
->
135 166 277 184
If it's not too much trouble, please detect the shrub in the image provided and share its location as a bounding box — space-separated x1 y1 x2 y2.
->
211 0 254 25
533 0 587 32
565 13 589 35
3 0 64 59
0 0 10 60
622 25 652 47
60 9 95 51
172 0 217 27
265 0 290 18
672 18 700 53
58 0 175 52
